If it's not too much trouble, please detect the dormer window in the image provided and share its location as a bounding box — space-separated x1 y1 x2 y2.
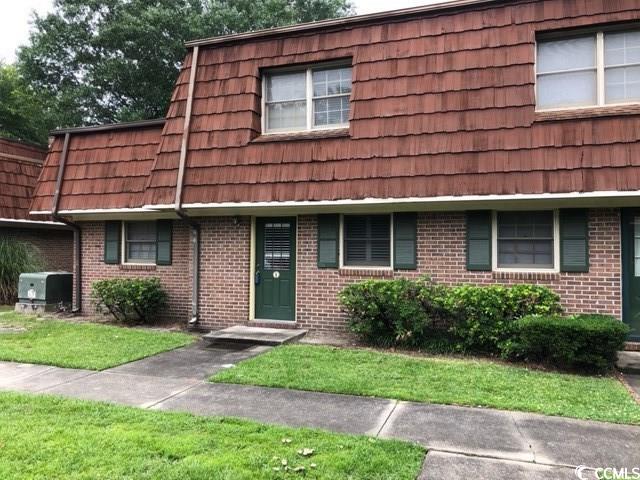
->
536 28 640 110
263 64 352 133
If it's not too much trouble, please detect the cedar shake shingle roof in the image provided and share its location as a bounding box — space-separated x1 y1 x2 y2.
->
141 0 640 207
31 0 640 213
30 122 163 213
0 138 46 220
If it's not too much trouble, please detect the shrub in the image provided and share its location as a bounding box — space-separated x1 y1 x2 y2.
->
510 314 630 372
340 278 562 353
339 278 447 347
0 239 44 304
92 277 167 324
444 284 562 353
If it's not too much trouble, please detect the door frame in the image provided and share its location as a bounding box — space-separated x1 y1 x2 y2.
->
621 208 640 341
250 215 298 322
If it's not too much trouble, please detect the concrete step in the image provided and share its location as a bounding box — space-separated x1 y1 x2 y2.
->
203 325 307 346
616 351 640 375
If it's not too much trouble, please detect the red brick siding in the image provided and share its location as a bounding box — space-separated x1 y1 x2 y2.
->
76 221 191 322
296 209 621 331
197 216 251 329
76 210 621 331
0 227 74 272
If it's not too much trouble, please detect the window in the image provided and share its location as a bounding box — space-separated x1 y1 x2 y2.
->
124 221 157 264
264 64 351 133
605 30 640 104
467 210 588 273
536 28 640 110
537 36 597 109
263 221 292 270
496 211 555 269
343 215 391 267
104 220 171 266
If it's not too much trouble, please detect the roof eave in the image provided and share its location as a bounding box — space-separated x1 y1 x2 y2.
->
50 118 166 136
0 218 72 230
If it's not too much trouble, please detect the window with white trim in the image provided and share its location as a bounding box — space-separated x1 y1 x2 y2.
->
263 64 351 133
536 28 640 110
495 211 556 270
343 214 391 267
605 30 640 104
124 221 157 264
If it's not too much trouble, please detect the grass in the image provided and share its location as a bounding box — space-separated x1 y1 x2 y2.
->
212 344 640 425
0 312 195 370
0 391 424 480
0 305 13 312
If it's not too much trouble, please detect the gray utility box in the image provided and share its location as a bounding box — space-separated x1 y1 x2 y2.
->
16 272 73 314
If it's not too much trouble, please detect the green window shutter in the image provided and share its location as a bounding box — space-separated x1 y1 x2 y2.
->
393 213 417 269
560 209 589 272
466 211 492 271
104 221 121 264
156 220 173 266
317 214 339 268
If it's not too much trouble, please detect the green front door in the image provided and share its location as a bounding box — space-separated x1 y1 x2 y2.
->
621 209 640 341
255 217 296 321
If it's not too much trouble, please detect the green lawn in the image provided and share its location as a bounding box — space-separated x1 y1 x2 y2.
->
212 344 640 425
0 305 13 312
0 312 195 370
0 392 424 480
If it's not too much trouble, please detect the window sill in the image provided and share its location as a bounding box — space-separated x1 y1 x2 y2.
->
251 128 349 143
119 264 157 271
534 104 640 122
492 270 559 281
339 267 393 278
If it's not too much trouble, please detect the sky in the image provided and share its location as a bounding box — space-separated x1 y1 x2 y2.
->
0 0 440 63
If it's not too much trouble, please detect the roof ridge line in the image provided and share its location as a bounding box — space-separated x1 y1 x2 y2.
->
185 0 506 48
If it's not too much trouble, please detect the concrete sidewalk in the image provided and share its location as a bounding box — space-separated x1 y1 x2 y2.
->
1 347 639 479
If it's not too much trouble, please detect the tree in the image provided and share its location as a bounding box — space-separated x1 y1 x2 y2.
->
17 0 354 129
0 64 50 145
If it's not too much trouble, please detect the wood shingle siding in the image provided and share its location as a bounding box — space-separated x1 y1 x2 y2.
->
139 0 640 208
0 138 46 220
31 124 163 212
29 0 640 212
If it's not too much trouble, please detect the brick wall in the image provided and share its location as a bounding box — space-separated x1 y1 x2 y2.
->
76 218 250 328
197 216 251 329
297 209 621 331
1 227 74 272
75 209 621 332
77 221 192 322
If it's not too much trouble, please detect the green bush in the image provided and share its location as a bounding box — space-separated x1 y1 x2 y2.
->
445 284 563 353
0 239 44 304
92 278 167 324
340 278 627 372
509 314 629 372
340 279 562 353
339 278 447 347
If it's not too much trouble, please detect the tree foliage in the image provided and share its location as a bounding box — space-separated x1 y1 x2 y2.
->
17 0 354 131
0 239 45 304
0 64 50 145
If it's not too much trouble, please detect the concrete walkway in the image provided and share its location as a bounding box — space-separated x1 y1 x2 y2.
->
1 344 639 480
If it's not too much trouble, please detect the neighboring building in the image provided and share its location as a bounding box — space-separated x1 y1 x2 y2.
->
30 0 640 341
0 137 73 272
